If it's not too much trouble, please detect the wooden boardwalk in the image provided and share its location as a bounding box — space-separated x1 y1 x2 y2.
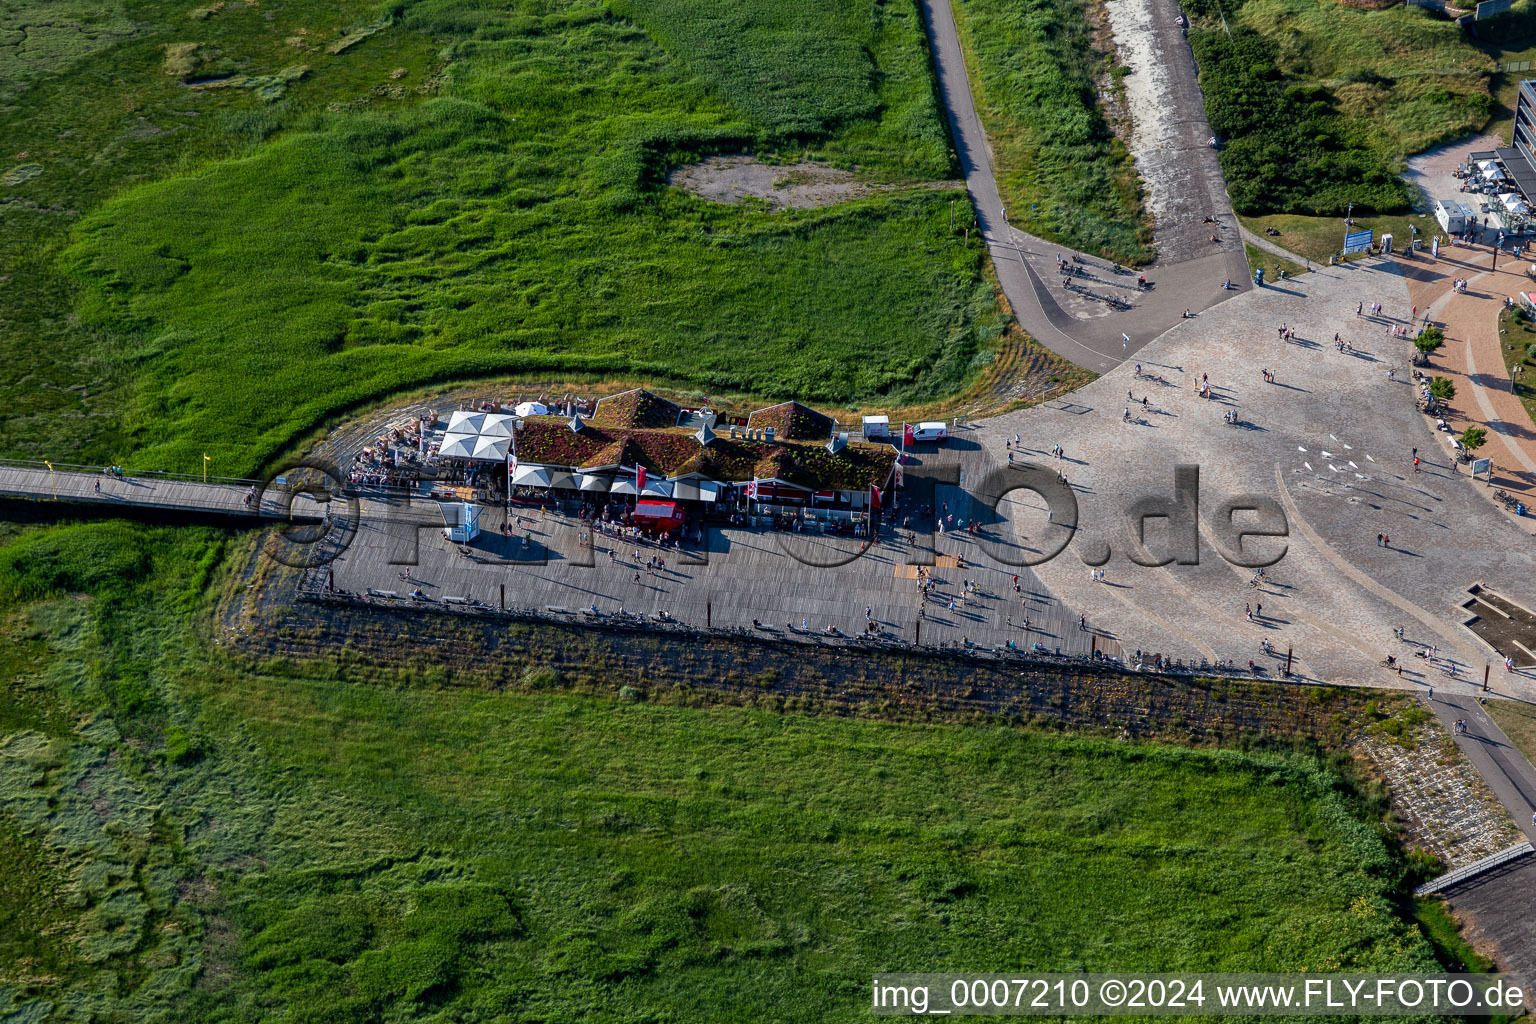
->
0 464 325 521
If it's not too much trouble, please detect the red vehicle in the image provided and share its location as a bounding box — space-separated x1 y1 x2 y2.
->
631 500 685 533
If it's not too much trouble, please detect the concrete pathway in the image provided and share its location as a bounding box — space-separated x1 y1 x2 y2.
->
1425 249 1536 508
918 0 1248 371
1425 691 1536 844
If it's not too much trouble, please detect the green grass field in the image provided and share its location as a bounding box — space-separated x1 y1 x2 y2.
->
1488 695 1536 767
1235 0 1494 154
1245 242 1309 282
0 0 1008 478
1238 212 1444 266
949 0 1151 264
0 521 1456 1021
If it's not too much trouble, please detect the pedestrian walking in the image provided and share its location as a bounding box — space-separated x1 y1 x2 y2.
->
1255 602 1261 617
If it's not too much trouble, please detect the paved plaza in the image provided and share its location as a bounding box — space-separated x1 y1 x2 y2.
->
321 250 1536 705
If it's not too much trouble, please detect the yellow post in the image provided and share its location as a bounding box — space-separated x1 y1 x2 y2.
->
43 460 55 499
203 453 210 483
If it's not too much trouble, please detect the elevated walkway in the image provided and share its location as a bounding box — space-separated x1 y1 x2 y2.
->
0 460 326 522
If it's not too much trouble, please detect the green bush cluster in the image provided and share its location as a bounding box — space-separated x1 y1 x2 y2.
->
1192 28 1414 216
954 0 1152 262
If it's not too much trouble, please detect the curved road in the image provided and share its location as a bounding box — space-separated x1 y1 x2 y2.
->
919 0 1249 370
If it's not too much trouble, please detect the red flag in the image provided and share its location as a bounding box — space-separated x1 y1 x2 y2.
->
635 463 647 492
869 485 882 510
903 422 915 447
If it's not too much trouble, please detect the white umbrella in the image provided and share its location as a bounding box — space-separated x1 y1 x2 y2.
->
610 478 638 495
512 464 551 487
547 470 576 490
641 479 674 498
577 474 610 492
438 433 478 460
514 401 548 417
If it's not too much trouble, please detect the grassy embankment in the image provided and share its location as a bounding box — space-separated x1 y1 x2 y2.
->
1244 242 1309 281
1240 213 1443 266
1 0 1039 480
949 0 1152 264
0 519 1457 1023
1487 693 1536 765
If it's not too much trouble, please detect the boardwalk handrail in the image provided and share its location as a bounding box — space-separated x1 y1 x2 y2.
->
1413 840 1534 896
0 456 262 487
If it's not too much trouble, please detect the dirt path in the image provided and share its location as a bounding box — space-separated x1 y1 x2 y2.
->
667 156 961 212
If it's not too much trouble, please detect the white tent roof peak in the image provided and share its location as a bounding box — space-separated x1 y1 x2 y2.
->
440 410 518 461
694 422 716 446
569 412 584 432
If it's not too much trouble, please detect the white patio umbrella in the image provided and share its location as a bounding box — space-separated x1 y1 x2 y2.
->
511 464 552 487
577 474 610 492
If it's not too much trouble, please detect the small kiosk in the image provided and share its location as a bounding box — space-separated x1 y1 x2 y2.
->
440 501 482 543
631 500 686 533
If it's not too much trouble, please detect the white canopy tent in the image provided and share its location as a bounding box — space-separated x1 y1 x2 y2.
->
641 479 674 498
511 464 552 487
514 401 548 417
1503 193 1530 215
547 470 576 491
439 410 517 462
577 474 610 492
610 478 639 496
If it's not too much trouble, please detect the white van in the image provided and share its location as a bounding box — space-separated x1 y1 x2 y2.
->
911 421 948 442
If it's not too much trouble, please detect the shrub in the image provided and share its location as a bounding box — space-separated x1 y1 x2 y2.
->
164 725 206 765
1190 28 1414 216
0 523 153 605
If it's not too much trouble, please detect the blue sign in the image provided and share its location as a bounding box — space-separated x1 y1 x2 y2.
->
1344 229 1373 254
1473 458 1492 476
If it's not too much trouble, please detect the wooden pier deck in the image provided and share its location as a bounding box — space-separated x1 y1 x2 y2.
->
0 463 326 521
